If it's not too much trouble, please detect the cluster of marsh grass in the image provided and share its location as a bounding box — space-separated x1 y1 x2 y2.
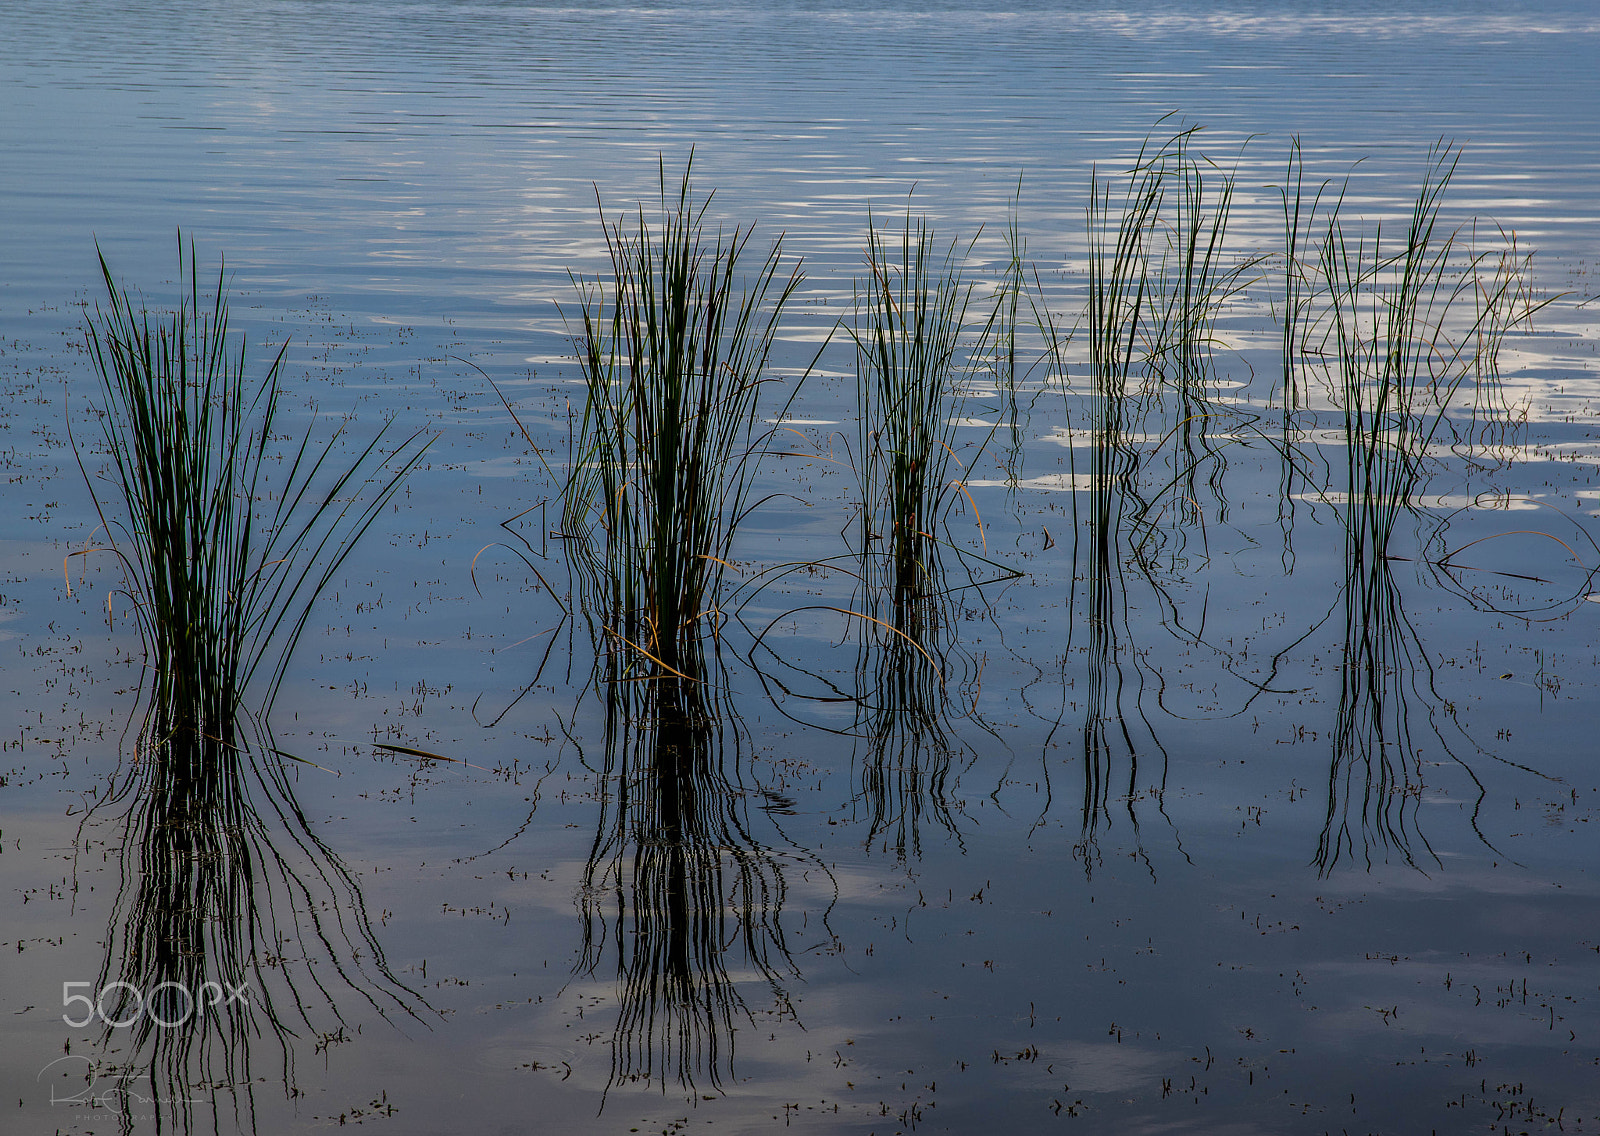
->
550 168 842 1088
554 175 1014 873
1085 125 1257 396
1263 143 1554 873
544 136 1548 893
849 209 988 602
561 159 803 675
79 241 427 748
1142 128 1255 387
1074 128 1545 581
1081 125 1259 559
1324 148 1461 547
1263 141 1546 549
75 240 429 1128
1277 136 1346 408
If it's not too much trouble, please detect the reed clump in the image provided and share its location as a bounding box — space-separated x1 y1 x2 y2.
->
80 239 426 742
563 159 802 673
1081 126 1257 560
1317 142 1543 559
851 209 982 603
1085 126 1257 396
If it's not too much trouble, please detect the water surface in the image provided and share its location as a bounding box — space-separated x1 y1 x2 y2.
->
2 2 1599 1133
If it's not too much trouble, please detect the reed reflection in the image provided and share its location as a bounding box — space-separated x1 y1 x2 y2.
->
849 537 975 863
574 637 821 1097
92 708 424 1133
1317 542 1453 872
1063 380 1174 878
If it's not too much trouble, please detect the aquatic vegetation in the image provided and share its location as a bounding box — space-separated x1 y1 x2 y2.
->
1085 126 1257 391
840 206 1033 855
1141 127 1256 389
74 241 429 1129
30 125 1584 1136
980 186 1042 476
1082 127 1245 552
1318 143 1544 557
1276 135 1347 410
850 208 988 603
562 158 804 673
1085 144 1163 405
79 240 427 736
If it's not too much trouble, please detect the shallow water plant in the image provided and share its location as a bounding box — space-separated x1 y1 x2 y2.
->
78 239 427 1128
1142 127 1256 389
563 158 803 673
1317 142 1539 559
79 240 427 739
1085 148 1162 413
851 209 984 603
1277 135 1347 409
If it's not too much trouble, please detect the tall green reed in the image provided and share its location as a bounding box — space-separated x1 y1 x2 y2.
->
1277 136 1346 409
1143 128 1255 388
851 209 986 603
1085 146 1162 406
79 240 426 1129
1083 126 1260 545
1317 142 1540 559
1083 146 1186 568
80 240 426 742
1272 137 1347 569
563 158 803 673
1305 143 1551 871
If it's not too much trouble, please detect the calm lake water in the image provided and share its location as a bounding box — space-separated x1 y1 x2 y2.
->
3 2 1600 1133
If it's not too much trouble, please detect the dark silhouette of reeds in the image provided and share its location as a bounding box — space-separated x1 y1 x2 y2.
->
80 240 426 732
1083 127 1251 557
74 240 427 1131
1307 143 1546 557
850 209 988 605
1295 144 1549 871
573 642 821 1097
92 717 427 1132
562 158 803 675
